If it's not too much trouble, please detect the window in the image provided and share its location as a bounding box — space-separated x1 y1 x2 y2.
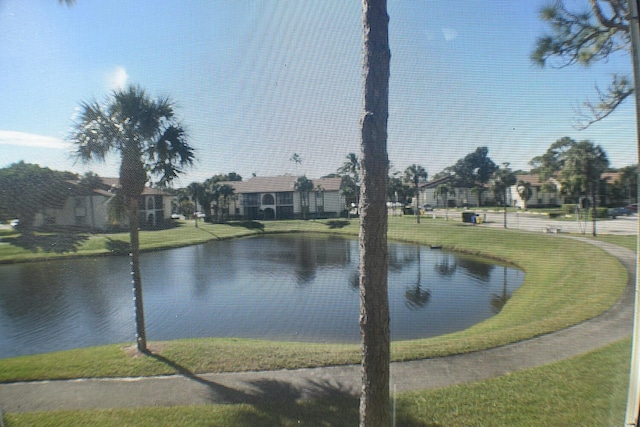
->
243 193 259 207
277 192 293 205
277 205 294 219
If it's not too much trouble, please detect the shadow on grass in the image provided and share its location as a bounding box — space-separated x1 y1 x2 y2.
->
146 351 434 426
225 221 265 232
325 220 351 229
9 232 89 254
105 238 130 255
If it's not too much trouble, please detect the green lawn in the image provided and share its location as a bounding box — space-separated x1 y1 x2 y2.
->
0 217 632 425
4 338 631 426
0 217 628 381
591 234 637 252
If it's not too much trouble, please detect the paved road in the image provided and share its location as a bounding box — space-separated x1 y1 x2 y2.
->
439 209 638 235
0 237 635 414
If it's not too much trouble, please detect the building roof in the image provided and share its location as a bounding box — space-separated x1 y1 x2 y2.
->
229 175 342 194
517 173 620 187
100 177 169 195
419 175 452 189
601 172 621 182
66 177 170 197
515 174 546 186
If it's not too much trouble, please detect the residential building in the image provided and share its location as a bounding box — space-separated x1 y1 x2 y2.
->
34 177 173 230
226 175 344 220
418 176 480 208
509 174 561 209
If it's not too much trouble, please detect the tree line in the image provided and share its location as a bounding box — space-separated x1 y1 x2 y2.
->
324 139 635 226
3 139 635 231
174 173 242 225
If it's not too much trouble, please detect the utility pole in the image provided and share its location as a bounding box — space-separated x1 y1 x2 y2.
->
624 1 640 425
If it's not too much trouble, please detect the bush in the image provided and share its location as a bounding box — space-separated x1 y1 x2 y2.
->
595 207 609 218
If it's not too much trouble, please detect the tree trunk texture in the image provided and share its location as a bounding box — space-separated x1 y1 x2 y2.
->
128 197 147 352
359 0 391 426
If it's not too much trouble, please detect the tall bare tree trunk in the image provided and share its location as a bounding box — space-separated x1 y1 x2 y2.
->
415 186 421 224
503 190 508 229
128 197 147 352
591 182 597 237
359 0 390 425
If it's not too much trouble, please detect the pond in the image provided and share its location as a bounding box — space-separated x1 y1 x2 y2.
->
0 234 523 358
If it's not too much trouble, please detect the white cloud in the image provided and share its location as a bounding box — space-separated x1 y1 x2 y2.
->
0 131 69 149
442 27 458 42
106 66 129 90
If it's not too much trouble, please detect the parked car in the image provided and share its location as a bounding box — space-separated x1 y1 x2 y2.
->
195 212 206 218
608 207 634 218
9 219 19 227
422 204 434 212
626 203 638 213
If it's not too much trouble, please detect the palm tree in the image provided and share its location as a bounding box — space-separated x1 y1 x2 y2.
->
70 85 194 352
340 175 358 218
203 179 221 222
290 153 302 175
187 182 206 228
489 164 517 229
404 164 428 224
294 176 314 219
339 152 361 182
218 184 235 222
339 153 361 217
434 182 455 220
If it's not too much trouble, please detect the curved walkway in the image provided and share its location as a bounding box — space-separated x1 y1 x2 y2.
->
0 237 635 413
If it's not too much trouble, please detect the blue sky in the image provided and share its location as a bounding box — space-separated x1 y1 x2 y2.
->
0 0 636 186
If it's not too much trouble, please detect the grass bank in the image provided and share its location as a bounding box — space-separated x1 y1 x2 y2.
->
0 216 628 382
592 234 637 252
4 338 630 426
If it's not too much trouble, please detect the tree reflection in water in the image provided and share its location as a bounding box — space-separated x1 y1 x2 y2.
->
294 237 316 285
434 252 458 277
491 266 512 314
404 245 431 310
457 256 494 282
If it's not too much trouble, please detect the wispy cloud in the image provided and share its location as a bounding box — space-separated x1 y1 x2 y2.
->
442 27 458 42
0 131 69 149
106 66 129 90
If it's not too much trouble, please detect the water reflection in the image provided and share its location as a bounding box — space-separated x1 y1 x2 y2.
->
457 256 494 282
0 234 523 358
491 267 513 314
434 253 458 277
404 246 431 310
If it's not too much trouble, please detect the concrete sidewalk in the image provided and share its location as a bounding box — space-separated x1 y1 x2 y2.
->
0 238 635 413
